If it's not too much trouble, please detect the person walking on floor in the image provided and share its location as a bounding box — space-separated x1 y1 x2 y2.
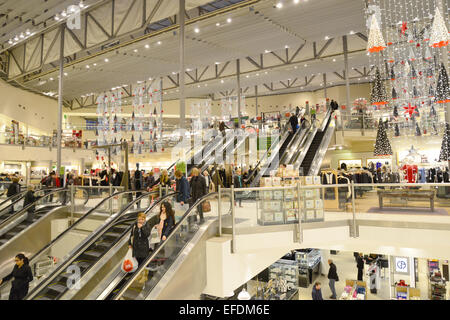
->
189 168 207 225
311 282 323 300
0 253 33 300
128 212 151 267
327 259 339 299
357 252 365 281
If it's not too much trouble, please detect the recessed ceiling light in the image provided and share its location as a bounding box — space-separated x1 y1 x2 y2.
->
333 59 336 62
104 58 109 62
194 28 200 33
197 85 201 88
64 72 68 76
186 68 192 72
264 49 270 53
275 2 283 9
149 77 152 80
172 72 177 75
86 65 90 68
93 63 97 66
349 30 355 35
227 18 232 23
145 44 150 49
304 64 307 67
134 49 138 53
256 73 259 76
265 71 268 74
49 77 54 81
215 62 220 65
205 84 207 87
293 0 299 3
157 41 162 45
324 36 330 40
294 66 298 69
221 80 224 83
246 75 249 78
216 22 220 26
285 45 289 49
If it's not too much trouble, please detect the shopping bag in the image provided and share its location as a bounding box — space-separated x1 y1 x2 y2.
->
202 200 211 213
121 249 138 273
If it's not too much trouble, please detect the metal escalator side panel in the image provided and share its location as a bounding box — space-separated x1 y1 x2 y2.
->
293 127 318 170
286 124 311 165
307 119 336 176
112 192 220 300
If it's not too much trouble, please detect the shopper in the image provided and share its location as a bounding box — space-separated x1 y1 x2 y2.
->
311 282 323 300
327 259 339 299
134 165 143 208
211 166 224 192
295 106 300 117
160 169 172 195
203 170 213 193
310 107 317 123
219 121 229 137
146 171 156 190
289 113 299 133
0 253 33 300
189 167 207 225
7 178 20 213
155 201 175 243
175 169 190 205
128 212 151 267
233 168 243 207
24 185 38 222
356 252 365 281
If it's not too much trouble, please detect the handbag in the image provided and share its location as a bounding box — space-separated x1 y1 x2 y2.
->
202 200 211 213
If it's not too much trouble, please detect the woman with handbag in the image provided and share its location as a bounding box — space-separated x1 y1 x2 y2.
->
128 212 151 267
189 168 207 225
155 201 175 242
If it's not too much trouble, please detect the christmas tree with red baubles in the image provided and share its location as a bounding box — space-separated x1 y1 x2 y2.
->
439 123 450 162
370 68 388 106
435 63 450 103
374 120 392 156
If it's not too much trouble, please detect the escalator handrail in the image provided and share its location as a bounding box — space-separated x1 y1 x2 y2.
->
112 191 232 300
28 190 159 268
0 188 68 230
286 119 314 165
0 186 62 213
25 190 173 299
0 190 27 208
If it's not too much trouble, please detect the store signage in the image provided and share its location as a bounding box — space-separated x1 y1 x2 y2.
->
395 257 408 273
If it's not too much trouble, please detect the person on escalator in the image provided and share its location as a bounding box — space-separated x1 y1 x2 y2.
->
134 165 143 209
219 121 230 137
189 167 207 225
160 169 172 195
128 212 151 267
175 169 190 206
24 185 39 222
289 114 298 134
233 169 243 207
155 201 175 243
145 171 156 190
7 178 20 213
0 253 33 300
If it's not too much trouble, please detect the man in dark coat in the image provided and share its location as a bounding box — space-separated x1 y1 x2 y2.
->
24 185 38 222
311 282 323 300
189 167 207 224
289 114 299 133
7 178 20 213
356 253 365 281
327 259 339 299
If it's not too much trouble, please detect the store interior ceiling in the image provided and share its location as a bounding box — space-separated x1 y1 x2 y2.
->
1 0 372 108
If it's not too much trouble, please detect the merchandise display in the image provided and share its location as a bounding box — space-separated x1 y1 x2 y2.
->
340 280 367 300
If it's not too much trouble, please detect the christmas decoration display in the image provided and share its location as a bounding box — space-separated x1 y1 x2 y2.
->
370 68 388 106
367 15 386 53
435 63 450 103
439 123 450 162
373 120 392 156
429 7 449 48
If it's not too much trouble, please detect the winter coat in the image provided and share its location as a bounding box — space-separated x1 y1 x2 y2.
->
7 182 20 197
160 215 175 240
129 222 151 258
289 115 298 131
327 263 339 281
2 264 33 300
175 176 190 203
312 287 323 300
146 176 156 189
357 256 364 270
23 191 37 213
233 175 243 188
189 175 207 203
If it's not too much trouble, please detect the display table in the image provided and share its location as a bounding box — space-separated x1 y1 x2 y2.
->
377 189 435 211
340 280 367 300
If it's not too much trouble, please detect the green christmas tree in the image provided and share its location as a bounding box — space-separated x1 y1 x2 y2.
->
370 68 388 106
439 123 450 161
374 120 393 156
435 63 450 103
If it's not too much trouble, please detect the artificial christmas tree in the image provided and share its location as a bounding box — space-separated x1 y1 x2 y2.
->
374 120 393 156
429 7 449 48
370 68 388 106
435 63 450 103
439 123 450 162
367 15 387 53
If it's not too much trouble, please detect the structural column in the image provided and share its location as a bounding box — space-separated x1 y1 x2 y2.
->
323 73 327 99
179 0 186 129
343 35 351 115
236 59 241 127
436 0 449 123
255 85 258 119
56 24 65 177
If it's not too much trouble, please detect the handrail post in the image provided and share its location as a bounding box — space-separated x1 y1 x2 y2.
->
297 182 303 243
351 181 357 237
231 184 236 253
70 185 74 224
218 185 222 237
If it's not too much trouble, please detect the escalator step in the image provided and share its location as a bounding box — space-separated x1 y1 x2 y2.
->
104 232 122 238
0 239 8 245
83 250 103 258
73 261 94 269
47 283 67 293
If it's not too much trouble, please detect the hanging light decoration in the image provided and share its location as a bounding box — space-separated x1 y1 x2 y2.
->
367 15 387 53
429 7 449 48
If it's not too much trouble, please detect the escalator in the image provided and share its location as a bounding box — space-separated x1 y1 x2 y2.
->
107 192 230 300
297 111 334 176
26 192 174 300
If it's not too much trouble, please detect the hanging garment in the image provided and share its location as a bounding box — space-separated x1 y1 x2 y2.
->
401 164 418 183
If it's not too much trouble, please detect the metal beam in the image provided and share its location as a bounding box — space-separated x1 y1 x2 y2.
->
316 38 333 58
355 32 368 42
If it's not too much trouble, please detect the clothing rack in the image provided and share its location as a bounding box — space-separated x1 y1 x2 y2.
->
320 169 339 209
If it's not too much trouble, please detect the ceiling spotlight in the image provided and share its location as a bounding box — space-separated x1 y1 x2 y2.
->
79 1 85 8
14 36 19 41
157 41 161 45
265 71 268 74
246 75 249 78
294 66 298 69
294 0 299 3
54 15 60 21
49 77 54 81
324 35 330 40
134 49 138 52
215 62 220 65
285 45 289 49
61 11 67 17
216 22 220 27
104 58 109 62
349 30 355 35
197 85 201 88
93 63 97 66
304 64 307 67
186 68 192 72
256 73 260 76
149 77 153 80
227 18 232 23
275 2 283 9
8 40 12 44
25 30 31 35
64 72 68 76
86 65 90 69
194 28 200 33
172 72 177 75
221 80 224 83
145 44 150 49
264 49 270 53
333 58 336 62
